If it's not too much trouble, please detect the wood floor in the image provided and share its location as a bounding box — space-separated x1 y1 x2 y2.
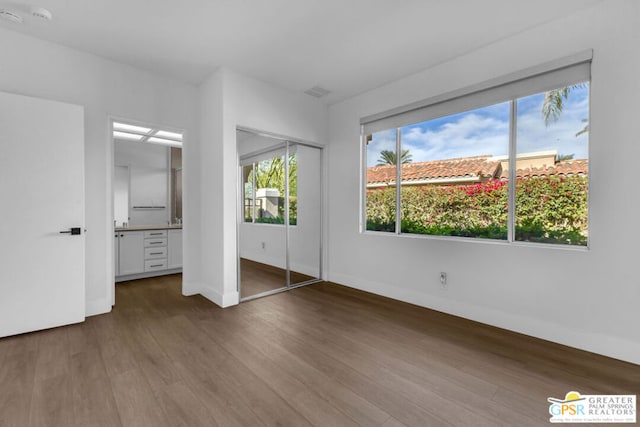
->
1 274 638 427
240 258 316 299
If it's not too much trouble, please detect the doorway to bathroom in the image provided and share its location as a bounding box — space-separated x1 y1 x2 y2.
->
111 118 185 305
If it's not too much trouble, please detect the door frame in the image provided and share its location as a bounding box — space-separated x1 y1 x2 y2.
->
108 115 187 306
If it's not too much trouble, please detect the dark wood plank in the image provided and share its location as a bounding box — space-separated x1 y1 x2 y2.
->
0 350 37 426
33 327 70 382
69 347 122 427
109 369 167 427
0 273 638 426
28 374 74 427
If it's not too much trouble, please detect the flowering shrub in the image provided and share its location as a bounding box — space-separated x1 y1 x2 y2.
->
366 176 588 245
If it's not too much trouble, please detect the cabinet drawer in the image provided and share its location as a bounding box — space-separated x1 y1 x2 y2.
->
144 237 167 248
145 246 167 259
145 259 167 272
144 230 167 238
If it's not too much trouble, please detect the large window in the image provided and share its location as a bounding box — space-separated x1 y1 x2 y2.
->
362 54 590 246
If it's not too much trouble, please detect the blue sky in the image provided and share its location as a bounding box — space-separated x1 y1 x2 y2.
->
367 84 589 166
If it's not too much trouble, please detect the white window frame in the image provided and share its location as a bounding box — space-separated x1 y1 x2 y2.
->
360 50 592 247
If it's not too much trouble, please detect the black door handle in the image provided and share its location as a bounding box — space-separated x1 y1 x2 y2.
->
60 227 82 235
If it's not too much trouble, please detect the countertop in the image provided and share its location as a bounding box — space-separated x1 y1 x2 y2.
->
115 224 183 231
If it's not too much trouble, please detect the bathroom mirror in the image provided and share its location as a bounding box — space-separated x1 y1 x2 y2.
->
112 122 182 227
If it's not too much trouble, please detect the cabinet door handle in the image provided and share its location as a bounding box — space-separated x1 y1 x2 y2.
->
150 241 163 244
150 264 163 268
150 252 163 255
149 233 163 236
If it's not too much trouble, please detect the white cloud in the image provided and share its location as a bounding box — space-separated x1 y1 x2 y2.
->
401 113 509 161
516 97 588 159
366 91 589 166
367 129 397 166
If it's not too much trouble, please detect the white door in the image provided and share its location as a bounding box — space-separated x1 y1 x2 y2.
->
0 91 85 337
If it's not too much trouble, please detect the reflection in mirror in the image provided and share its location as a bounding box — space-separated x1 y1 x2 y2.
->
113 165 130 226
288 143 321 286
112 120 183 228
237 128 323 300
171 147 182 223
238 130 288 298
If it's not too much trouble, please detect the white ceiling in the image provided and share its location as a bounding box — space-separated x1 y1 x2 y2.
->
0 0 601 104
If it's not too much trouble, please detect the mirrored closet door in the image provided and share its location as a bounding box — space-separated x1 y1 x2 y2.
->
237 128 322 301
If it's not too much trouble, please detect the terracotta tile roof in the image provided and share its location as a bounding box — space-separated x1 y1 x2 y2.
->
503 159 589 179
367 156 501 185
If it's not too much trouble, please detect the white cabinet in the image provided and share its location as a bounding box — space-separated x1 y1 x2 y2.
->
168 229 183 269
144 230 167 272
115 227 181 280
118 231 145 275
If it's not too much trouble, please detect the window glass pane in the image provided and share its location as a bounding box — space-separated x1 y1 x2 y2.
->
242 164 254 222
365 129 397 232
399 102 510 239
251 155 286 224
515 83 589 246
288 153 297 226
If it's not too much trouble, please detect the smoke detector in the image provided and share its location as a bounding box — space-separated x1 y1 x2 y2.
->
30 6 52 21
0 9 24 24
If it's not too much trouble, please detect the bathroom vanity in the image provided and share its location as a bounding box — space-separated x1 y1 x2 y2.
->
114 225 182 282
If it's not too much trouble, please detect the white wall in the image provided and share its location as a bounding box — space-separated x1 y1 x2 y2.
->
193 68 327 306
327 1 640 364
0 28 197 316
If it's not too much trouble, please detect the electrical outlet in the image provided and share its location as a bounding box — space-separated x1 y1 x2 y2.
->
440 272 447 288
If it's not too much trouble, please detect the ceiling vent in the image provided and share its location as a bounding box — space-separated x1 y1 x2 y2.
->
0 9 24 24
304 86 331 98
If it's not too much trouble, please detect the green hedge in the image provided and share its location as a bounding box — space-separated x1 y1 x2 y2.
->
366 176 588 245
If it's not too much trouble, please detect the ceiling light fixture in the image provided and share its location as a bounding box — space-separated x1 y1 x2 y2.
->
0 9 24 24
113 122 152 134
147 136 182 147
154 130 183 141
113 131 144 141
30 7 52 21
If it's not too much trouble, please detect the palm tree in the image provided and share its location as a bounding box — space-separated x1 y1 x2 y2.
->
542 84 588 136
556 153 575 161
377 149 412 166
251 155 297 196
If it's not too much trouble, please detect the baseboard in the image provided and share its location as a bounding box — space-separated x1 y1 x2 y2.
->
85 296 112 317
181 279 202 296
201 286 239 308
329 272 640 365
115 268 182 283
